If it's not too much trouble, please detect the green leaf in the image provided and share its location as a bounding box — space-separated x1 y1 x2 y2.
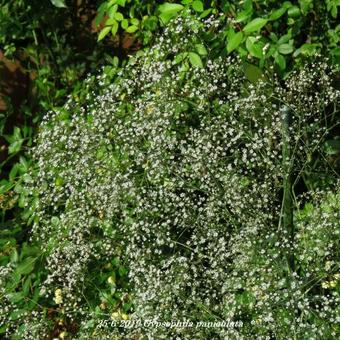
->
295 43 320 56
11 250 19 263
158 3 184 14
114 12 124 21
325 140 340 155
227 31 244 54
277 33 292 45
246 37 263 59
98 26 111 41
143 16 158 31
192 0 204 12
111 20 119 36
244 63 263 83
243 18 267 33
288 6 300 17
108 4 118 17
50 0 67 8
235 9 253 23
0 180 13 194
15 257 37 276
131 18 140 26
199 8 212 18
126 25 138 33
188 52 203 68
195 44 208 56
121 19 129 30
7 292 25 304
158 3 184 23
278 43 294 54
269 7 287 21
331 47 340 56
8 140 23 154
275 53 286 70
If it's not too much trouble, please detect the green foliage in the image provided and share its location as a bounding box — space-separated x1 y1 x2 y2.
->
96 0 340 73
96 0 218 45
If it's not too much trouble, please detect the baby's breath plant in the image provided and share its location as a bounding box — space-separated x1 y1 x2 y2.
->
1 13 339 339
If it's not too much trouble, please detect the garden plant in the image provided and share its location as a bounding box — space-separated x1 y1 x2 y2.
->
0 1 339 339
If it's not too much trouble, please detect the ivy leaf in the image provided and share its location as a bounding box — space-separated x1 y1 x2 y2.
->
227 31 244 54
243 18 268 33
188 52 203 68
50 0 67 8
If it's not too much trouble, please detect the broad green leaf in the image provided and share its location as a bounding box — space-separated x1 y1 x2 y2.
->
50 0 67 8
159 12 176 24
114 12 124 21
278 33 292 45
244 63 264 83
158 3 184 13
288 6 300 17
111 20 119 36
195 44 208 56
98 26 111 41
199 8 211 18
235 10 252 23
269 7 287 21
158 3 184 24
278 43 294 54
121 19 129 30
275 53 286 70
243 18 267 33
227 31 244 54
15 257 37 276
7 292 25 304
192 0 204 12
105 18 117 26
11 250 18 263
188 52 203 68
126 25 138 33
8 140 23 154
143 16 158 31
131 18 140 26
246 37 263 59
174 52 188 64
331 47 340 56
108 4 118 17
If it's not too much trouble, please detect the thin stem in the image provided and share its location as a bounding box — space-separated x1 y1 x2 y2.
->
281 105 294 271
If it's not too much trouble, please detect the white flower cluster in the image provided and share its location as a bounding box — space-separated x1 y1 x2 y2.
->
2 14 339 339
